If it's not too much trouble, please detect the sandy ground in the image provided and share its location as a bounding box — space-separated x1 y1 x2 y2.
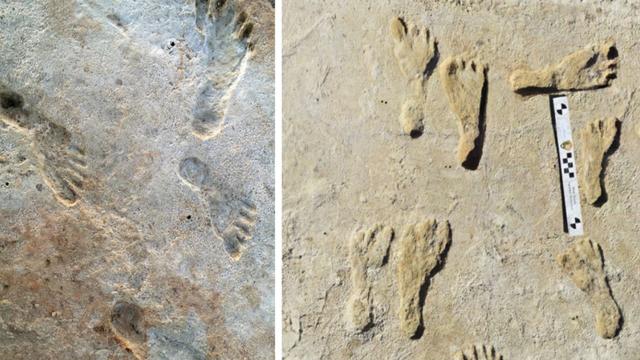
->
283 1 640 359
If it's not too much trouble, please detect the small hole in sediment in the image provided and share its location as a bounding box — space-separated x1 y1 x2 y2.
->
410 129 423 139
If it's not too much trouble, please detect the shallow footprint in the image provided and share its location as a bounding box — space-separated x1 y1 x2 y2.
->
557 238 621 339
345 224 393 332
191 0 254 140
110 301 147 358
453 344 504 360
178 157 257 260
439 54 487 168
510 39 618 94
579 117 619 205
389 17 436 137
0 86 87 207
397 219 450 338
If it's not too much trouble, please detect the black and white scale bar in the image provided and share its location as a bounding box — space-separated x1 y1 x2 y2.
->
550 95 584 236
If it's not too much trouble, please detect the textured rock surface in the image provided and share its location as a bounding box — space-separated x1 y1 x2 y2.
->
283 0 640 359
0 0 274 358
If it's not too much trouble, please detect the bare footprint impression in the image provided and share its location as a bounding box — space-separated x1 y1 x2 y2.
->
397 219 451 339
389 17 437 138
178 156 257 260
579 117 620 206
191 0 255 140
345 225 394 332
0 84 88 207
109 301 147 359
439 53 488 169
557 238 622 339
510 39 618 94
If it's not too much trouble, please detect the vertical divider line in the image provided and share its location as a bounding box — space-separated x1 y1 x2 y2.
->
275 0 283 358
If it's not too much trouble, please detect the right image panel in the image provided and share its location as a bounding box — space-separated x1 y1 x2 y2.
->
283 1 639 359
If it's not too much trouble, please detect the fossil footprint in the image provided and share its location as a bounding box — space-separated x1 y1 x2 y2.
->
110 301 147 359
439 53 487 168
557 238 621 339
389 17 437 138
192 0 255 140
178 156 257 260
397 219 450 338
453 344 504 360
345 224 393 332
510 39 618 94
579 117 619 205
0 85 88 207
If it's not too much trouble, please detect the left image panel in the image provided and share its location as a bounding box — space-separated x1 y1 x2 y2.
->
0 0 274 358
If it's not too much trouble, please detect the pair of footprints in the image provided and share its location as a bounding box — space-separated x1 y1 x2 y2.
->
346 219 450 339
191 0 255 140
347 222 621 342
0 86 256 261
0 86 88 207
189 1 259 259
390 17 619 169
178 157 257 261
390 17 487 169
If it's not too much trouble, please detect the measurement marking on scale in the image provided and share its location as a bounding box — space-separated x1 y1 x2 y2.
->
550 95 584 236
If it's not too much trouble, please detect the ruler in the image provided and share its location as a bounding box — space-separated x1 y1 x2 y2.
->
549 95 584 236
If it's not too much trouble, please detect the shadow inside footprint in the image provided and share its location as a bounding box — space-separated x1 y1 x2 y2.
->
411 233 451 340
0 89 24 109
461 69 489 170
593 119 622 207
424 41 440 79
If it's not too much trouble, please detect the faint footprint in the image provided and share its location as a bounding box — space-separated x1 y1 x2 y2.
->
439 53 488 169
0 85 88 207
579 117 619 205
191 0 254 140
389 17 437 138
178 157 257 260
557 238 621 339
510 39 618 94
345 224 394 332
453 344 504 360
110 301 147 359
397 219 450 339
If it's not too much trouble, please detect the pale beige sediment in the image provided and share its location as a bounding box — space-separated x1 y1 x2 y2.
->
557 238 621 339
346 224 394 331
439 53 486 166
510 39 618 93
397 219 450 338
579 117 618 205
